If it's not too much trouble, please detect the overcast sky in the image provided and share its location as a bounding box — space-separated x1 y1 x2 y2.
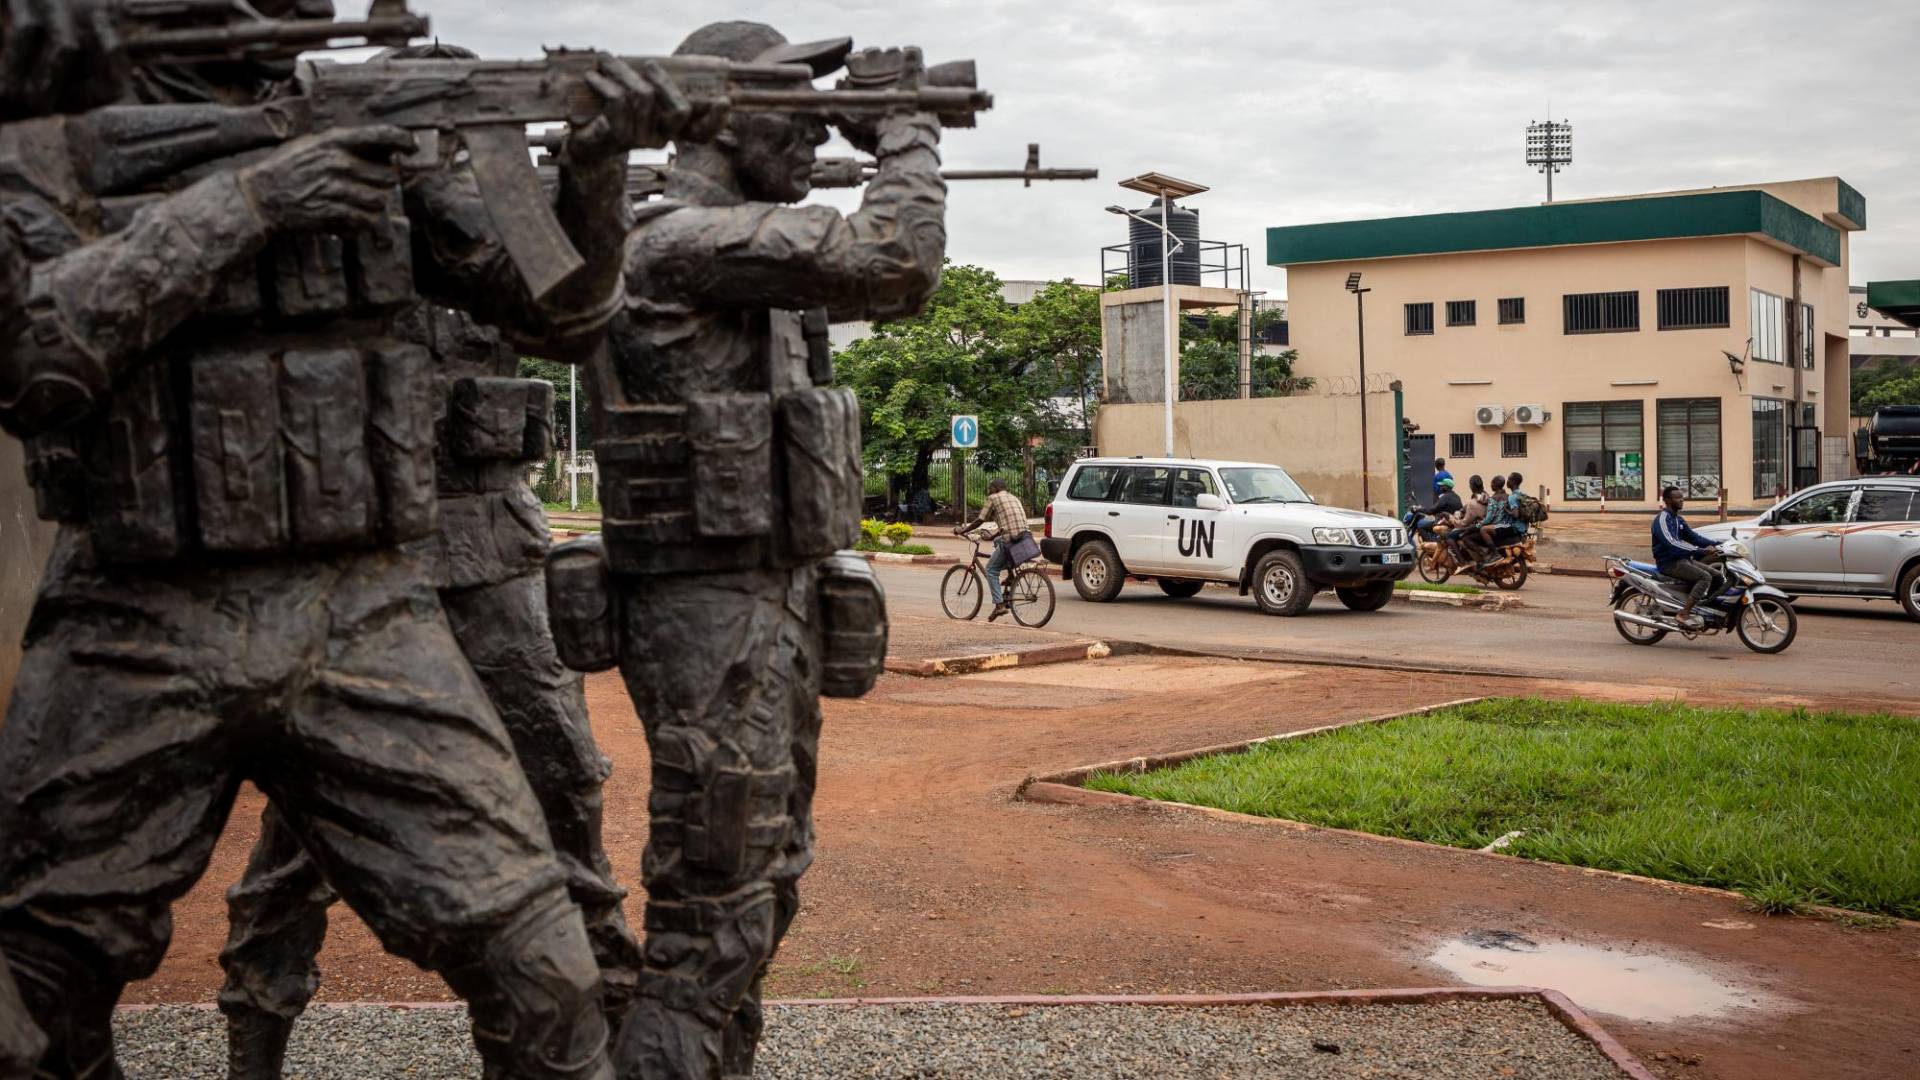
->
409 0 1914 297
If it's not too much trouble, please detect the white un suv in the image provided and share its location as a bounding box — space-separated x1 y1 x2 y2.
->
1039 457 1416 616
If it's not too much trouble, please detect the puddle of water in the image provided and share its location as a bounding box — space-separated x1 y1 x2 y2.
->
1428 931 1765 1023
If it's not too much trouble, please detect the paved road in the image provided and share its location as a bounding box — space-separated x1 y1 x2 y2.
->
875 562 1919 704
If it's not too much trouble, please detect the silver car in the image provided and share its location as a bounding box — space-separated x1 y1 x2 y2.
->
1696 477 1920 622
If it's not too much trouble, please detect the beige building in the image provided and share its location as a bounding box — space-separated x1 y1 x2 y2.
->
1269 177 1864 511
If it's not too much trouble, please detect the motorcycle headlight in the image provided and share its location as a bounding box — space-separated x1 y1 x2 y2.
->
1720 540 1752 561
1313 528 1352 545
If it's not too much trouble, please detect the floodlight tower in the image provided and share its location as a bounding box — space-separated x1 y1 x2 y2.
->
1526 118 1572 202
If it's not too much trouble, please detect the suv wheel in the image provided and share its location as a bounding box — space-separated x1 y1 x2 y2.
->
1901 562 1920 623
1072 539 1125 603
1157 579 1205 599
1251 550 1313 616
1335 581 1395 611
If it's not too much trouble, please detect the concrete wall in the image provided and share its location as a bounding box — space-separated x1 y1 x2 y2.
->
1093 393 1403 512
0 438 54 703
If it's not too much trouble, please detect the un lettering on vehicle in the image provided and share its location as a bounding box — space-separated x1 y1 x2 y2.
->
1179 519 1215 559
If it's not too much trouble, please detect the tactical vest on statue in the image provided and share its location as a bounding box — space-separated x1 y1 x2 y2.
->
26 194 437 565
596 302 862 577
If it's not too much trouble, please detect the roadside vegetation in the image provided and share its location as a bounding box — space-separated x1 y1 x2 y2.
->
1087 697 1920 918
856 519 935 556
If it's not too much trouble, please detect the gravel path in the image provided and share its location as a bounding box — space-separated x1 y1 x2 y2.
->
115 999 1628 1079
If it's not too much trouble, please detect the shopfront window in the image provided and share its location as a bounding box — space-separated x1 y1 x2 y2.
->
1751 398 1787 500
1657 398 1722 499
1563 400 1645 501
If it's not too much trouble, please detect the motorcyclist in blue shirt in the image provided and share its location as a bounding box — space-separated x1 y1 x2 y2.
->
1652 485 1721 629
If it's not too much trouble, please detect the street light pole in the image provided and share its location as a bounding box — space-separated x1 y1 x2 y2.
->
1159 188 1175 457
1348 273 1372 512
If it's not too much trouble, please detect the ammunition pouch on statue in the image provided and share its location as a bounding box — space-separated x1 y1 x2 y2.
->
817 552 888 699
545 536 618 673
28 341 437 563
598 386 863 576
447 376 554 463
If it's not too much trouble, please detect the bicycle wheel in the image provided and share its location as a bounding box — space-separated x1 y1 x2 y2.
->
1008 568 1057 628
940 564 983 620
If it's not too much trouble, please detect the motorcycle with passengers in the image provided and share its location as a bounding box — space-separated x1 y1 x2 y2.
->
1605 540 1798 654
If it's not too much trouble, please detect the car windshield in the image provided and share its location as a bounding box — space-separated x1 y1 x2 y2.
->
1219 467 1310 505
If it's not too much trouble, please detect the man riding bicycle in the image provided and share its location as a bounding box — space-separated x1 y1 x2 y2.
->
957 478 1031 622
1653 484 1722 629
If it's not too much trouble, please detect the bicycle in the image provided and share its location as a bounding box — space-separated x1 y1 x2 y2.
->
941 530 1057 627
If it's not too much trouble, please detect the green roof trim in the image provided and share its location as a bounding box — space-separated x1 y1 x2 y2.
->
1267 191 1841 269
1836 179 1866 229
1867 280 1920 328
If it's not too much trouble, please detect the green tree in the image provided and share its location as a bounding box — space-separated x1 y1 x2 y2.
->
836 263 1098 494
1177 309 1311 401
1853 358 1920 414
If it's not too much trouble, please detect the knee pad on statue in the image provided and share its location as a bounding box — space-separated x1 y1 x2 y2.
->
817 552 887 698
641 884 777 1025
448 890 609 1080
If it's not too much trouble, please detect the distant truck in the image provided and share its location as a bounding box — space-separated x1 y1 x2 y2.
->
1855 406 1920 475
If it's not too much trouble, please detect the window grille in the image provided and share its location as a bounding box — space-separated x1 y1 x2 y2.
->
1446 300 1476 327
1655 286 1730 330
1404 303 1434 336
1501 432 1528 457
1563 291 1640 334
1449 433 1474 458
1498 297 1525 324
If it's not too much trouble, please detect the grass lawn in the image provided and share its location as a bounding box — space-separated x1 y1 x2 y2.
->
1394 580 1482 595
1086 697 1920 918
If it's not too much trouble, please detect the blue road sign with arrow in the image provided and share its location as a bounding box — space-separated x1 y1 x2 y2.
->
951 415 979 450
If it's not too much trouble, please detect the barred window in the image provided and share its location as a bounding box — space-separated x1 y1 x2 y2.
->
1498 297 1526 324
1446 300 1476 327
1501 432 1528 457
1656 286 1730 330
1405 302 1434 336
1801 304 1815 369
1450 433 1475 458
1563 290 1640 334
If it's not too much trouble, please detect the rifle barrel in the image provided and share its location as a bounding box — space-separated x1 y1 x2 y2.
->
125 14 429 57
727 87 993 113
941 168 1100 181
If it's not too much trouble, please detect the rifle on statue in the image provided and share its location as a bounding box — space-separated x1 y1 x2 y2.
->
60 46 994 301
534 140 1097 202
112 0 429 62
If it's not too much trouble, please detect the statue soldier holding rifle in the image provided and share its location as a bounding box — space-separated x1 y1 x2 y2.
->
545 20 954 1080
0 4 694 1075
211 38 651 1075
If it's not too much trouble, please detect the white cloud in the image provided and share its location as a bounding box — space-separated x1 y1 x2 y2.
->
408 0 1916 294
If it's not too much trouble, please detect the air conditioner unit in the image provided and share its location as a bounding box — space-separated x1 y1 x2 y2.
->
1512 404 1549 426
1475 405 1507 427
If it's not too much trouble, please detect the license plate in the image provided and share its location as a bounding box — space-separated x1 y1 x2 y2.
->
1381 553 1405 564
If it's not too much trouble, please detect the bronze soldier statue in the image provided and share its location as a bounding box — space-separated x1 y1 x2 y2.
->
0 6 686 1076
546 20 941 1080
217 299 644 1075
217 42 644 1061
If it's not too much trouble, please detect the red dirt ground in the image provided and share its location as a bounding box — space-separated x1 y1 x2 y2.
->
125 658 1920 1080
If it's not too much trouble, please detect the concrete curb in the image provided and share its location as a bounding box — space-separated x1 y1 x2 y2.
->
886 640 1112 677
859 550 948 565
112 991 1659 1078
1016 700 1920 931
1393 589 1525 611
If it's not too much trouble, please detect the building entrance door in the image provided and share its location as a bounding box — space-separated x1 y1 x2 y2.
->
1792 422 1821 492
1405 432 1435 517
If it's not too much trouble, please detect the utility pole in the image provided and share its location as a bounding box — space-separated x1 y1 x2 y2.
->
568 362 578 511
1526 118 1572 203
1347 273 1372 512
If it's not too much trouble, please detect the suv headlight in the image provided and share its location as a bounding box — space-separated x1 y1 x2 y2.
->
1312 528 1352 545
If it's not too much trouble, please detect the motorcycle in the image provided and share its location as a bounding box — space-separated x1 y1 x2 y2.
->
1409 517 1534 591
1605 541 1798 654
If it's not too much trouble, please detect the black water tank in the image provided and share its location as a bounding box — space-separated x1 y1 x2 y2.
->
1127 197 1201 288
